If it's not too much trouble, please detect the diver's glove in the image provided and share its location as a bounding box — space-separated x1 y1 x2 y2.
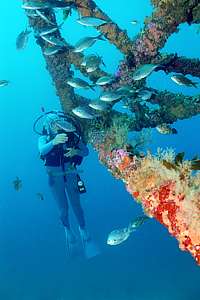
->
52 133 68 146
64 147 80 158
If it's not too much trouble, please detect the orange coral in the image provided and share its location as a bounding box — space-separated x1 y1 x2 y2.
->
99 148 200 266
117 156 132 172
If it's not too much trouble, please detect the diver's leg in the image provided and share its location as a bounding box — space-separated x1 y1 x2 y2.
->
65 173 100 259
47 169 76 254
47 171 70 228
65 173 86 229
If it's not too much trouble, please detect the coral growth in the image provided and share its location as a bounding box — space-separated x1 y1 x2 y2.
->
93 117 130 153
98 147 200 265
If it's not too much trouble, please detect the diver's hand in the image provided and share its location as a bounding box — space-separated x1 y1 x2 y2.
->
52 133 68 146
64 147 79 158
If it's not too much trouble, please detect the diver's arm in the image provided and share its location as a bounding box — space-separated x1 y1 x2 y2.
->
38 136 54 155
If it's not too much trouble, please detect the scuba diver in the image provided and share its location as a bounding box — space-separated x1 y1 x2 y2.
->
34 110 100 259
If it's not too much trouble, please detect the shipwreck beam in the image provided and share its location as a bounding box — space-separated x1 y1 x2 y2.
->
73 0 133 54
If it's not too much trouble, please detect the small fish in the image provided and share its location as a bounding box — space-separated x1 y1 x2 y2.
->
38 24 62 37
16 28 31 50
190 159 200 170
36 192 44 201
72 106 97 119
44 46 64 56
25 10 39 17
100 91 123 102
89 100 110 111
13 176 22 191
0 80 9 87
122 103 129 109
86 63 98 73
41 35 66 47
156 123 177 135
171 74 198 88
55 119 76 132
130 19 138 25
82 54 105 72
162 160 177 171
175 152 185 165
73 34 105 53
96 75 114 86
35 10 56 26
191 155 199 161
116 85 135 96
107 215 149 246
81 54 104 67
77 16 110 27
137 89 153 101
132 64 158 81
67 78 95 90
22 2 52 10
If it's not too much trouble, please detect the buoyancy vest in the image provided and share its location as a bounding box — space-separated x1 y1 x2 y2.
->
41 132 83 167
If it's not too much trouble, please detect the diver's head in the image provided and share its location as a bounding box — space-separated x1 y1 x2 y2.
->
43 112 76 135
43 113 60 135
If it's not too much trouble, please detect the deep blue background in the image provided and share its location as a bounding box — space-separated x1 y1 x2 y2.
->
0 1 200 299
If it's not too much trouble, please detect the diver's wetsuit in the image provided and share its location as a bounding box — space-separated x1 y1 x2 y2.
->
38 134 89 229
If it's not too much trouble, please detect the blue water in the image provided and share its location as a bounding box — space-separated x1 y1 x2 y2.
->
0 1 200 299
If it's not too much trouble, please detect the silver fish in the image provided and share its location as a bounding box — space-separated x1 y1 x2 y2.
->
44 46 64 56
107 215 149 246
116 85 135 96
36 21 63 36
77 16 109 27
132 64 158 81
41 35 66 47
107 228 130 246
25 10 39 17
72 106 97 119
100 91 123 102
16 28 31 50
73 34 105 53
38 25 60 37
89 100 110 111
55 119 76 132
22 2 52 10
67 78 95 91
171 74 198 88
81 54 103 66
82 54 105 72
96 75 114 86
86 64 98 73
35 10 56 26
156 123 177 134
130 19 138 25
0 80 9 87
137 89 153 100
